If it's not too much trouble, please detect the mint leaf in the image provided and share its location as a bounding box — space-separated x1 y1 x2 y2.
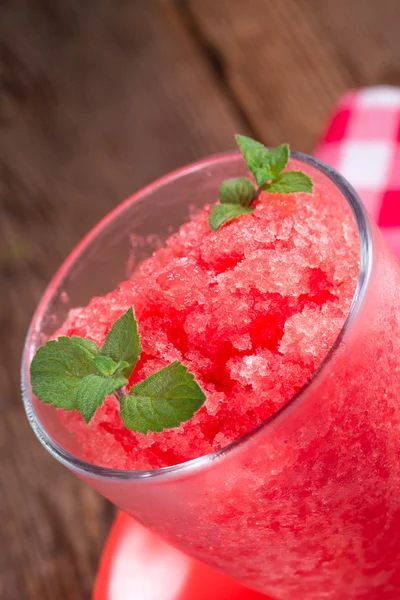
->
267 144 289 178
114 360 130 374
101 307 141 378
94 355 130 377
219 177 256 207
120 361 206 433
264 171 313 194
71 336 100 357
209 203 254 232
235 137 291 186
94 355 118 377
235 134 273 185
77 374 127 423
30 336 98 410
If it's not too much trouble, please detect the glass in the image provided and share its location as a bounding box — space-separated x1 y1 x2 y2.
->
21 151 400 600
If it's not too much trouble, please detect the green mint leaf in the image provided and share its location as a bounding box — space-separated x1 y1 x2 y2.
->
30 336 99 410
209 203 254 232
100 307 141 378
219 177 256 207
235 134 273 185
267 144 289 178
94 355 118 377
77 374 127 423
114 360 130 375
263 170 313 194
94 357 129 377
93 356 129 378
253 169 271 187
120 361 206 434
71 336 100 357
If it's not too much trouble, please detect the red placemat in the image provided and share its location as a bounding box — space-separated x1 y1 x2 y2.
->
315 86 400 256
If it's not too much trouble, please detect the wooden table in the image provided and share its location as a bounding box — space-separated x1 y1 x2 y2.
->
1 1 399 598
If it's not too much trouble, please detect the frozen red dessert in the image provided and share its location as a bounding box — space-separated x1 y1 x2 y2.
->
55 158 359 470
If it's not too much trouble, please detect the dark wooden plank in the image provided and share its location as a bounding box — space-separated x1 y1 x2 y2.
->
184 0 400 152
0 1 242 599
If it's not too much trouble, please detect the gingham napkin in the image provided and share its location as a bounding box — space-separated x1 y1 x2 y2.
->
315 86 400 258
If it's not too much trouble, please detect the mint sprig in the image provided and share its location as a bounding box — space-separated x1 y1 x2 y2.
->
100 307 141 378
236 136 290 185
30 308 206 432
209 135 313 231
219 177 256 207
209 203 254 231
78 374 127 423
120 362 206 434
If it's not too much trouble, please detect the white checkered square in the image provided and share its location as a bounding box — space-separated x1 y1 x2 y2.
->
337 141 394 190
357 86 400 109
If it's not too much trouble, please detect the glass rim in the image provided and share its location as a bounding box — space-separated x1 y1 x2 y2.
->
21 150 373 482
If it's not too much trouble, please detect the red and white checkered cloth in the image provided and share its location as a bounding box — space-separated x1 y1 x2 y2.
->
315 86 400 257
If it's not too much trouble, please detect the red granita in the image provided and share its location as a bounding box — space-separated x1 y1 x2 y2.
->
57 159 359 470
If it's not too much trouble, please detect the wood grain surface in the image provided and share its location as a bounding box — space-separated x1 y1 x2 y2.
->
1 1 399 598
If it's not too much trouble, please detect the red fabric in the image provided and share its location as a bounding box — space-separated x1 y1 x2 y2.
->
315 86 400 256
